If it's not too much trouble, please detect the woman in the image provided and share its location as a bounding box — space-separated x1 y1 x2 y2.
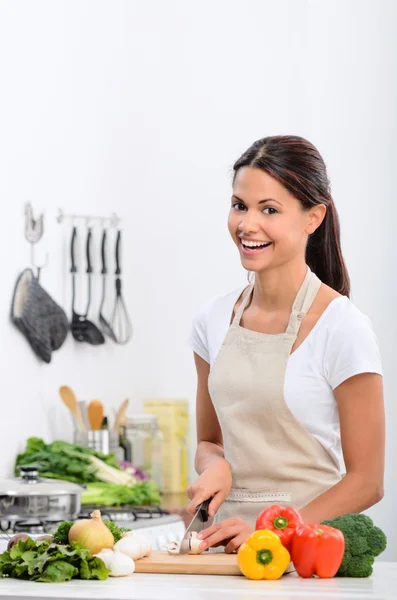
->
187 135 385 554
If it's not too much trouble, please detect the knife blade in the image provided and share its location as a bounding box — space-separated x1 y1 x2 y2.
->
179 498 213 554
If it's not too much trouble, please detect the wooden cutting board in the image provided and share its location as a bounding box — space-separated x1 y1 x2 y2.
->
134 551 242 576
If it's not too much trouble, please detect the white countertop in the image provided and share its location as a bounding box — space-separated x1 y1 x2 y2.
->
0 562 395 600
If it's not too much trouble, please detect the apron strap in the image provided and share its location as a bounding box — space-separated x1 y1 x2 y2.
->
285 267 322 336
232 284 254 326
232 267 322 334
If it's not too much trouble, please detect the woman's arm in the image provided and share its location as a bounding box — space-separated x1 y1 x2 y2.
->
186 352 232 516
299 372 385 523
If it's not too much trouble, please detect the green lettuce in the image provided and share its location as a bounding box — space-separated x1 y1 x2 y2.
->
0 537 109 583
81 481 161 506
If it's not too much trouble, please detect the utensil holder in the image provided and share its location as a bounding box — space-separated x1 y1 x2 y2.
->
74 430 119 456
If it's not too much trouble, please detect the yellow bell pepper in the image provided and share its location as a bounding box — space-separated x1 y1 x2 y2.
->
237 529 291 580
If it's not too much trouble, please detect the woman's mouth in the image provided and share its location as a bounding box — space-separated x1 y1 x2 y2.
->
240 239 273 255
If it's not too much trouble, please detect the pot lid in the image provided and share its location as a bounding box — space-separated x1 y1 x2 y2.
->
0 466 83 496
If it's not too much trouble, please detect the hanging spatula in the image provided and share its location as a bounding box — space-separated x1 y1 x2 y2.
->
87 399 104 431
59 385 87 432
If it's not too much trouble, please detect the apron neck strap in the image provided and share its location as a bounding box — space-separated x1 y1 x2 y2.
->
232 267 321 333
232 284 254 326
285 267 321 336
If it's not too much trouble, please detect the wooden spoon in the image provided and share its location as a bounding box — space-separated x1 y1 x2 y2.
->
113 398 129 431
59 385 87 432
87 399 104 431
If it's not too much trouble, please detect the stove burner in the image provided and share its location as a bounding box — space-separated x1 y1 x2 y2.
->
2 506 171 535
14 520 46 535
78 505 169 522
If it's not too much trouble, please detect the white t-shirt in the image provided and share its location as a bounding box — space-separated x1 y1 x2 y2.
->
188 286 383 471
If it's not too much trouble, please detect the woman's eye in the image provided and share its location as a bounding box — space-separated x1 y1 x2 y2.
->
232 202 246 211
263 207 278 215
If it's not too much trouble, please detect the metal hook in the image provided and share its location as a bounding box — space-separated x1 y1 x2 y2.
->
24 203 44 244
110 212 121 229
24 203 49 280
30 244 49 280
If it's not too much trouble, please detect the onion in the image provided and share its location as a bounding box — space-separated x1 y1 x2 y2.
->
68 509 114 554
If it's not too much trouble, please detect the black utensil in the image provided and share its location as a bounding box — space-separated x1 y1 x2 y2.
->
98 228 117 342
70 226 105 345
111 229 132 344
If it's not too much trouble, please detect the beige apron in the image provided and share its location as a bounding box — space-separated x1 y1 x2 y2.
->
208 267 341 530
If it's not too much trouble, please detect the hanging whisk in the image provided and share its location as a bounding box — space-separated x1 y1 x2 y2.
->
111 229 132 344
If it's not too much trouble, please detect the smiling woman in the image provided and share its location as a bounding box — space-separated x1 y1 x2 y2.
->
187 135 385 554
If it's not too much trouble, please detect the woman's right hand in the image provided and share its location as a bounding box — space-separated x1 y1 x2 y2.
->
186 458 232 518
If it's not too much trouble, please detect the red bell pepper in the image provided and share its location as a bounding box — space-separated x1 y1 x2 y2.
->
291 523 345 578
255 505 303 552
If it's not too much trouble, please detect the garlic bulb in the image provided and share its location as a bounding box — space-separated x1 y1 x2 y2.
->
95 549 135 577
114 532 152 560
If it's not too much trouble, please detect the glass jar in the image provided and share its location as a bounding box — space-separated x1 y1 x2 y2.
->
126 415 163 491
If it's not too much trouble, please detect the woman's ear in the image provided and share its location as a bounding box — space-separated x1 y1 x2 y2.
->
306 204 327 235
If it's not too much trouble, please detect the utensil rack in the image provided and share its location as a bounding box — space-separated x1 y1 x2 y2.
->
57 209 121 227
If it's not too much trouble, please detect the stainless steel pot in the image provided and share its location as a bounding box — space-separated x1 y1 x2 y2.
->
0 466 82 522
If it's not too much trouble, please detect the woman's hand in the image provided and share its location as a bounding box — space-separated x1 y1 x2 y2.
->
197 518 253 554
186 458 232 518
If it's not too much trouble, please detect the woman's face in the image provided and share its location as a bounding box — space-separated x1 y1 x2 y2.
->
228 167 324 273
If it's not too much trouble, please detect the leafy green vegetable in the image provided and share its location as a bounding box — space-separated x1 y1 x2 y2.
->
102 521 130 543
0 537 109 583
321 513 387 577
52 522 73 544
82 481 161 507
15 437 127 485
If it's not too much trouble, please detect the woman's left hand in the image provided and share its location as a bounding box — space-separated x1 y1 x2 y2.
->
197 518 253 554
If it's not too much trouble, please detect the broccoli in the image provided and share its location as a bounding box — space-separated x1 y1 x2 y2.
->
52 521 73 544
321 513 387 577
102 521 130 543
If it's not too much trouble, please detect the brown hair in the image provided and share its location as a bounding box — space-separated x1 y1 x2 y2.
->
233 135 350 297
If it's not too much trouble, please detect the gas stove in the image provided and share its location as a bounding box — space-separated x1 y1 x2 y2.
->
0 505 185 552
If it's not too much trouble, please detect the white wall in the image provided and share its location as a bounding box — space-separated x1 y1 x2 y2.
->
0 0 395 558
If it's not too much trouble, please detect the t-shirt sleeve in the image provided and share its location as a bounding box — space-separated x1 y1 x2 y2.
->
324 305 383 390
188 309 210 364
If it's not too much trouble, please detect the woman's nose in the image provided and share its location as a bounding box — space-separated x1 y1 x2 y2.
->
239 211 260 234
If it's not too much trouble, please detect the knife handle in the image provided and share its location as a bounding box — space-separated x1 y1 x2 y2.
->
199 498 212 523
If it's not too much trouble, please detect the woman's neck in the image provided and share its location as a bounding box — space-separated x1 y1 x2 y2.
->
252 260 308 313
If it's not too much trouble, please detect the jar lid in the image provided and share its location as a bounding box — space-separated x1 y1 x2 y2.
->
127 414 158 425
0 466 83 497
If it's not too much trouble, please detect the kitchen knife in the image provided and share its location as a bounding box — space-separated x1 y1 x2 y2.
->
179 499 213 555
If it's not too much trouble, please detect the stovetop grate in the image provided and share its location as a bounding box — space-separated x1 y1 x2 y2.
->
79 504 169 522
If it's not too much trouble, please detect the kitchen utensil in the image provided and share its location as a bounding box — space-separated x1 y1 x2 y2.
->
59 385 87 432
134 551 241 576
179 499 212 554
74 430 119 455
78 400 90 430
112 398 129 431
111 229 132 344
87 399 104 431
70 226 105 345
0 466 82 522
98 228 118 342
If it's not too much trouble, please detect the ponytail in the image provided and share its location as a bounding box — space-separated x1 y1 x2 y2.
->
306 197 350 297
